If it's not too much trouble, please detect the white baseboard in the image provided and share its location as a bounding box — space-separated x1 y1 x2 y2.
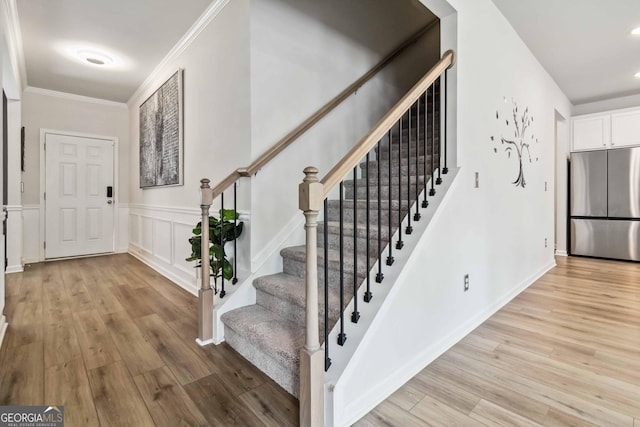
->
196 338 214 347
340 259 556 427
0 316 7 350
128 248 198 296
6 265 23 274
555 250 568 257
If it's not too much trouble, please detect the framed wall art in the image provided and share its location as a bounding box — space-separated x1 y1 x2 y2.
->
139 69 184 188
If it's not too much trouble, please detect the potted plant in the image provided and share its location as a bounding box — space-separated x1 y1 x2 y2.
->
186 209 243 295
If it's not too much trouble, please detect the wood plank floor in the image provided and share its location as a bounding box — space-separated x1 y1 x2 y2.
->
355 256 640 426
2 255 639 426
0 254 298 427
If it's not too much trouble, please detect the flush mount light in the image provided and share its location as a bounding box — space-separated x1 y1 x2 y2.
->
632 27 640 36
77 50 113 66
635 71 640 79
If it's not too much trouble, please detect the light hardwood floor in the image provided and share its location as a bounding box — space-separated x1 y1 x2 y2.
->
355 256 640 426
0 254 298 427
2 255 639 426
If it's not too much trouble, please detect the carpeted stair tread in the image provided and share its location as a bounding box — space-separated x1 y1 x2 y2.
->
254 273 342 323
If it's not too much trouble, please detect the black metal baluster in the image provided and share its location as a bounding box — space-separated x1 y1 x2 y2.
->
396 119 404 250
414 98 421 221
422 90 429 208
338 181 347 345
219 193 226 298
233 182 238 284
376 140 384 283
364 152 372 302
429 83 436 197
436 77 443 185
324 199 331 370
406 107 413 235
443 70 449 175
386 130 394 265
352 167 359 323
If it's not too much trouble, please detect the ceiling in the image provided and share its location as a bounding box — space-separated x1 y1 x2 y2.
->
16 0 213 103
492 0 640 105
13 1 640 106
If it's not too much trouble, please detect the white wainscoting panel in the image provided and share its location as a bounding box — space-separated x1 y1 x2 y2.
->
22 204 130 263
6 205 24 273
22 205 41 264
128 205 202 295
117 205 129 253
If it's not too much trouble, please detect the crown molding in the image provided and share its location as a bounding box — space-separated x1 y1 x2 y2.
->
127 0 230 107
3 0 27 92
24 86 128 109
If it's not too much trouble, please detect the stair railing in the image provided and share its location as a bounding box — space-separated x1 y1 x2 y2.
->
298 50 454 425
196 21 439 346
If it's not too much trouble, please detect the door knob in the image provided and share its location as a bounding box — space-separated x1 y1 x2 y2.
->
107 200 113 205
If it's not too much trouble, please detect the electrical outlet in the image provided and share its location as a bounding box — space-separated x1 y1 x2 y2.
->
545 238 548 248
544 181 548 192
474 172 479 188
464 274 470 292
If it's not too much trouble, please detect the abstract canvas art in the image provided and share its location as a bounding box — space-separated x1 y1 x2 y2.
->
140 70 183 188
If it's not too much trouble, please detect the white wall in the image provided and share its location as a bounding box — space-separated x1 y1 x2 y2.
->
330 0 572 424
127 0 251 291
249 0 439 270
573 92 640 116
20 89 129 262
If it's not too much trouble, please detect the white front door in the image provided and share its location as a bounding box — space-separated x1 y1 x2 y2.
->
45 132 115 259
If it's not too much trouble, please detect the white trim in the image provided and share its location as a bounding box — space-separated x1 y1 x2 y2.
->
39 129 119 261
340 259 557 427
127 0 230 106
195 338 214 347
129 203 200 217
24 87 127 109
3 0 27 91
0 316 7 350
128 248 198 296
555 249 568 257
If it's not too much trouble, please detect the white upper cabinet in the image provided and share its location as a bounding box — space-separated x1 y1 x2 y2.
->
611 109 640 147
572 106 640 151
572 114 610 151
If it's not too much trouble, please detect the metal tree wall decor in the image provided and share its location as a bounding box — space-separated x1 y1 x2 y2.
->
491 98 539 188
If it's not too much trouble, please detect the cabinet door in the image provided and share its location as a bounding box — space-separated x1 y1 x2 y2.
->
572 115 610 151
611 109 640 147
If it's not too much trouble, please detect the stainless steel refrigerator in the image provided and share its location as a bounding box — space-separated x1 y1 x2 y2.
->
570 147 640 261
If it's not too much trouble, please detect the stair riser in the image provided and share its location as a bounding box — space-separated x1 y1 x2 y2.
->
282 257 369 290
361 163 432 179
256 288 341 334
346 175 428 188
224 327 299 397
377 147 440 161
319 230 390 257
326 205 404 226
345 183 429 200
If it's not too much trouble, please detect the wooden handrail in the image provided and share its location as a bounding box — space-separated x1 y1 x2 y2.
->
210 19 440 199
320 50 455 197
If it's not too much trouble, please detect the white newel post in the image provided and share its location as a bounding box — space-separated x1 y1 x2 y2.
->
298 167 324 426
197 178 214 346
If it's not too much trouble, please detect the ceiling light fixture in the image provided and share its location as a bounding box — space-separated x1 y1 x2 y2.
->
635 71 640 79
77 50 113 66
632 27 640 36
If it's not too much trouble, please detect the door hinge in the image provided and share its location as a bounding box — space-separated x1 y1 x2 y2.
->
44 192 46 200
44 241 46 249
